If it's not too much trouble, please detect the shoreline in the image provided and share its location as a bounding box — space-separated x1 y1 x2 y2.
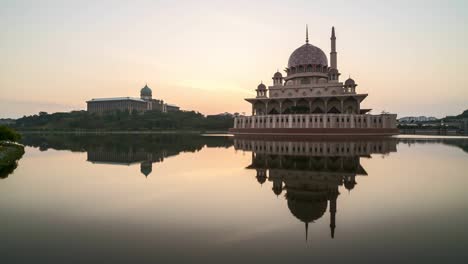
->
17 130 231 135
0 142 25 178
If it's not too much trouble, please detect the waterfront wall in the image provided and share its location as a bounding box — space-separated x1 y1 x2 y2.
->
234 114 397 129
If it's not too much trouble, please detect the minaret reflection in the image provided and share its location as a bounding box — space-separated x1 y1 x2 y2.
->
236 137 397 240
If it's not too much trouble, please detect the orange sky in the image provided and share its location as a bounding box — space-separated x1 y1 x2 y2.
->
1 0 467 118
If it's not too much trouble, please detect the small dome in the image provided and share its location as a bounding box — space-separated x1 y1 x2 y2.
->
140 161 152 177
257 82 266 90
273 186 283 196
140 84 152 96
345 78 355 86
344 179 356 191
288 43 328 68
273 71 283 78
256 175 267 184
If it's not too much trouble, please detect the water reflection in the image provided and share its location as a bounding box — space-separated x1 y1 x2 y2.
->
20 133 233 177
235 137 398 240
3 133 468 262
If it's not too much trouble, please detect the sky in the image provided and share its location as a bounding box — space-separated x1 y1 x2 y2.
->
1 0 467 118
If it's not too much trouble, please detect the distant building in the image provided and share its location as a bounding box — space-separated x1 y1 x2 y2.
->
207 112 239 118
87 84 179 114
165 104 180 112
398 116 438 123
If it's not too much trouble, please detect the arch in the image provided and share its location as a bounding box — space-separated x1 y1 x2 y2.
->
311 98 325 113
281 99 294 114
306 64 313 72
292 98 309 114
327 97 341 113
253 101 266 115
328 106 341 114
343 97 358 114
267 100 280 115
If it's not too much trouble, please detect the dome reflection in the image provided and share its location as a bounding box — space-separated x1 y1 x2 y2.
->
235 136 398 240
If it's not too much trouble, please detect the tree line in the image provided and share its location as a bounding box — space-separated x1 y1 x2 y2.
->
12 110 234 131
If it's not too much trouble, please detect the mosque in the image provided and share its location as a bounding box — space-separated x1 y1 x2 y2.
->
87 84 180 114
234 137 398 240
230 26 398 136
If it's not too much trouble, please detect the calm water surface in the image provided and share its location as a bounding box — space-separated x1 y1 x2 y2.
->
1 134 468 263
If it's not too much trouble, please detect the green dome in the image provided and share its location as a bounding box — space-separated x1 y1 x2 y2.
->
140 84 152 97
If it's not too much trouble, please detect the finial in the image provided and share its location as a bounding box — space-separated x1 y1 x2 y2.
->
306 24 309 44
332 26 335 38
305 222 309 241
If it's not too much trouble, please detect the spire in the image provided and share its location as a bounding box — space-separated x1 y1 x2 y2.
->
329 195 337 239
330 26 337 70
305 222 309 241
306 24 309 44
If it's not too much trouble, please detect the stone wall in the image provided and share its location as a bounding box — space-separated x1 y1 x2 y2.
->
234 114 397 129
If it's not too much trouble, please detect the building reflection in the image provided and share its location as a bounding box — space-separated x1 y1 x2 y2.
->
234 137 398 240
21 133 233 178
86 145 169 178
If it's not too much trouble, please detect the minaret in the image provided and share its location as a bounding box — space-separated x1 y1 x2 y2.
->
329 194 337 239
330 26 337 69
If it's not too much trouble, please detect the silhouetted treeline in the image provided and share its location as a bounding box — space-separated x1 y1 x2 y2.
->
444 109 468 120
13 110 234 131
0 126 21 141
20 133 234 154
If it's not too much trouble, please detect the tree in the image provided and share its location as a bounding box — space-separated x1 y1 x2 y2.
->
0 126 21 142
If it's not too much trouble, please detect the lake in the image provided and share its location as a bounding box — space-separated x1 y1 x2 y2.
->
1 133 468 263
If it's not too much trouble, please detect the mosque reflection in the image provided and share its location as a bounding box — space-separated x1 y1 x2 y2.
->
234 137 398 240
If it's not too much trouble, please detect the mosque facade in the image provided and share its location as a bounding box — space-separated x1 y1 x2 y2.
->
87 84 180 114
230 26 398 136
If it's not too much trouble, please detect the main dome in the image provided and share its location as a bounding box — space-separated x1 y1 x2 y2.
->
288 43 328 68
140 84 152 96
